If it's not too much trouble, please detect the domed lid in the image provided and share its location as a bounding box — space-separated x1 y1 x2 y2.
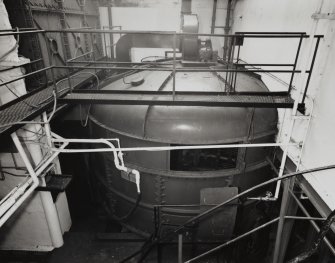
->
90 67 278 144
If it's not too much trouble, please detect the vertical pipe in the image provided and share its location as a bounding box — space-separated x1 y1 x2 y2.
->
172 33 177 101
178 234 183 263
288 35 303 93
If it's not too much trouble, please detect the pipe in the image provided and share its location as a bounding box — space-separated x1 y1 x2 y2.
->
178 234 183 263
41 30 313 38
0 133 39 228
50 137 140 193
50 141 298 153
284 215 326 221
17 127 65 248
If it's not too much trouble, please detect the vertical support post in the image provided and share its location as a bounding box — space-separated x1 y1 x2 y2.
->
301 36 321 104
233 44 241 91
44 33 58 96
178 234 183 263
90 32 97 73
211 0 217 34
288 35 303 94
61 30 73 93
172 32 177 101
228 36 236 90
273 178 295 263
103 29 108 60
223 0 232 61
107 0 114 59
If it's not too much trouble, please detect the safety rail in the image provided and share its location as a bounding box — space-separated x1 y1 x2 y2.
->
0 29 323 98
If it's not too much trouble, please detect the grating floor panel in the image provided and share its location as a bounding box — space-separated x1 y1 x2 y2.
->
0 70 99 136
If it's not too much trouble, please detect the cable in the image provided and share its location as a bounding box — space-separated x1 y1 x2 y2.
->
104 192 142 222
120 164 335 262
1 170 28 178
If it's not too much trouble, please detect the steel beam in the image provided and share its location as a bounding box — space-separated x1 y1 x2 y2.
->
58 91 295 108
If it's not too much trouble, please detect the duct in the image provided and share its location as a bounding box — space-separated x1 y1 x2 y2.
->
181 0 192 14
115 34 179 62
181 14 199 61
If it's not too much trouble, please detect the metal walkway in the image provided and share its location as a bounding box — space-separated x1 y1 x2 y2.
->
0 70 98 136
58 90 295 108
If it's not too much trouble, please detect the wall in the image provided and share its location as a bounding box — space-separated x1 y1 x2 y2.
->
99 0 230 59
231 0 335 211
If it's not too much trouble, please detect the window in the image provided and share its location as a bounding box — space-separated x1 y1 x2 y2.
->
170 145 238 171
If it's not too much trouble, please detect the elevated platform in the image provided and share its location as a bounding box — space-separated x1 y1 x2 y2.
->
0 69 100 137
58 90 295 108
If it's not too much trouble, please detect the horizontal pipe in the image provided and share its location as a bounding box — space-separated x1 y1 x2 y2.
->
285 215 326 221
44 29 311 38
0 29 45 36
0 28 310 38
0 28 38 32
0 29 323 39
50 140 298 152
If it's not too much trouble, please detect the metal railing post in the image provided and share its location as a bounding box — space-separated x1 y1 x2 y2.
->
301 36 321 104
44 33 58 96
288 34 304 93
172 32 177 100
